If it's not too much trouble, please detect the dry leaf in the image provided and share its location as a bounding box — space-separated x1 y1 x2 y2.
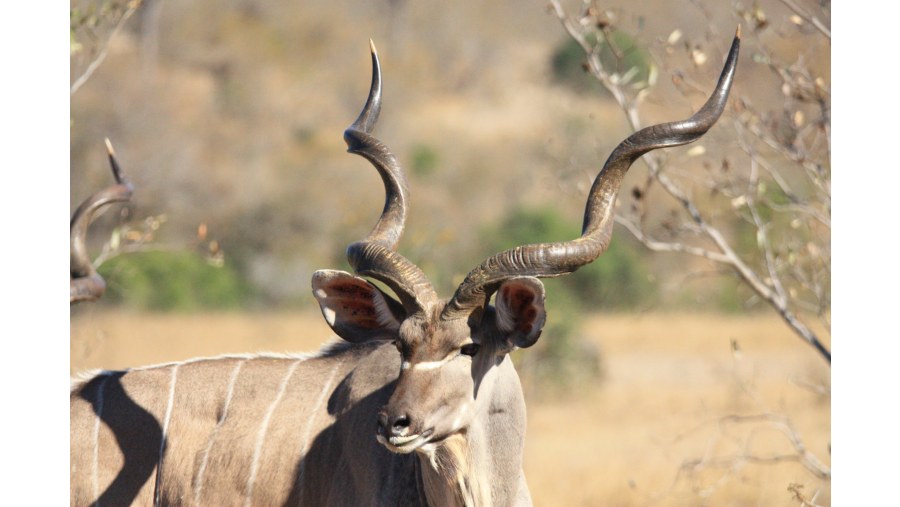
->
691 49 707 66
806 242 820 256
110 229 120 250
667 29 683 45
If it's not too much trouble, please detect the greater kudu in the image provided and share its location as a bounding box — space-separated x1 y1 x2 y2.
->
71 33 740 506
71 139 134 305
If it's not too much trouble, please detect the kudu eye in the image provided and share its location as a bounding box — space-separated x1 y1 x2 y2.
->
460 343 480 357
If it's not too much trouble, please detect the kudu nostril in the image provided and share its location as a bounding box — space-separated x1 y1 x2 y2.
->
390 414 411 436
376 410 412 437
391 414 410 428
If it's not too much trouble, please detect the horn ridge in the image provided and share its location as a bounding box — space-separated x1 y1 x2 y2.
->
71 140 134 304
342 41 437 313
442 31 740 320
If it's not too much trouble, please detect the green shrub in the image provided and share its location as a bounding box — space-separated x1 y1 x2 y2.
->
570 235 654 309
409 143 440 178
551 28 653 95
484 206 652 390
512 280 604 397
98 250 250 311
484 206 654 311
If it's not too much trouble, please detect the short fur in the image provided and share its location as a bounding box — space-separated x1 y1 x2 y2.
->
70 286 536 506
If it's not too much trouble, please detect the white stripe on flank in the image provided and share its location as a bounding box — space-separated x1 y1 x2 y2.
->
124 351 315 374
71 350 338 389
244 360 302 507
296 364 340 503
193 359 246 506
154 364 180 506
91 374 111 506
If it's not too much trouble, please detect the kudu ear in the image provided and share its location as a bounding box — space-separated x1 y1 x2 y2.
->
311 270 406 343
493 277 547 349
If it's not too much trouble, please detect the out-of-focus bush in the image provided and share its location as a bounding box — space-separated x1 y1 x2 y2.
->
551 28 653 95
485 206 654 310
99 251 251 311
409 143 440 178
512 281 604 397
483 206 654 392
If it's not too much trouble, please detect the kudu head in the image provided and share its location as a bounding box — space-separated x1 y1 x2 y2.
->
313 34 739 454
70 139 134 305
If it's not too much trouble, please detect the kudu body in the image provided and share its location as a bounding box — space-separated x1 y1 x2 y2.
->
71 34 739 506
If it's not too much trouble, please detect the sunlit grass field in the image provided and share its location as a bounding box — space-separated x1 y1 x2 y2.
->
71 311 830 506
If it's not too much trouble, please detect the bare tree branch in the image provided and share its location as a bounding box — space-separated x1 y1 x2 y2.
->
71 1 142 95
548 0 831 363
777 0 830 39
616 216 731 264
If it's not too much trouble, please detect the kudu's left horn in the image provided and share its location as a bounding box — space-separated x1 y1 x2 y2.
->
70 139 134 304
342 40 438 316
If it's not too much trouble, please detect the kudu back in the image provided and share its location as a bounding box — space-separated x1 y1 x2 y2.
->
71 34 740 506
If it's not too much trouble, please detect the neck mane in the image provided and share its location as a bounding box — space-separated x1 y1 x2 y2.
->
418 432 491 507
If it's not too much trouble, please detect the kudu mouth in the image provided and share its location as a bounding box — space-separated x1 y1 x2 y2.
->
345 31 740 452
376 428 437 454
375 414 436 454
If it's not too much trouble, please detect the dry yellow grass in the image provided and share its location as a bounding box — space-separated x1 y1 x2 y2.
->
71 311 831 506
524 313 830 506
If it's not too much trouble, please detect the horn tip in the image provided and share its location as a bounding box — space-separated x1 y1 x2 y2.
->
735 24 742 40
104 137 116 156
369 38 378 56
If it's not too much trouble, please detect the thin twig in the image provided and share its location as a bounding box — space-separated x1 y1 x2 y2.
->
92 242 183 268
777 0 831 39
549 0 831 363
71 2 140 95
673 413 831 480
616 216 730 264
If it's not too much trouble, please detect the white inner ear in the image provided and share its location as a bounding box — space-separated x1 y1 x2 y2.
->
322 307 337 326
312 270 402 332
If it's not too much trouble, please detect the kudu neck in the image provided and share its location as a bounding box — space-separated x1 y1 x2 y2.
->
416 356 525 507
417 430 491 507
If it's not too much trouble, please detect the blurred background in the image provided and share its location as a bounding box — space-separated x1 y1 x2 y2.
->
70 0 830 504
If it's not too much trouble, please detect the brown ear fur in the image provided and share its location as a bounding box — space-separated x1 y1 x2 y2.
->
493 277 547 349
311 270 405 343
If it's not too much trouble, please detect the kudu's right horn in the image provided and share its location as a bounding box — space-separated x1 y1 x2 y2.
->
442 28 741 324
